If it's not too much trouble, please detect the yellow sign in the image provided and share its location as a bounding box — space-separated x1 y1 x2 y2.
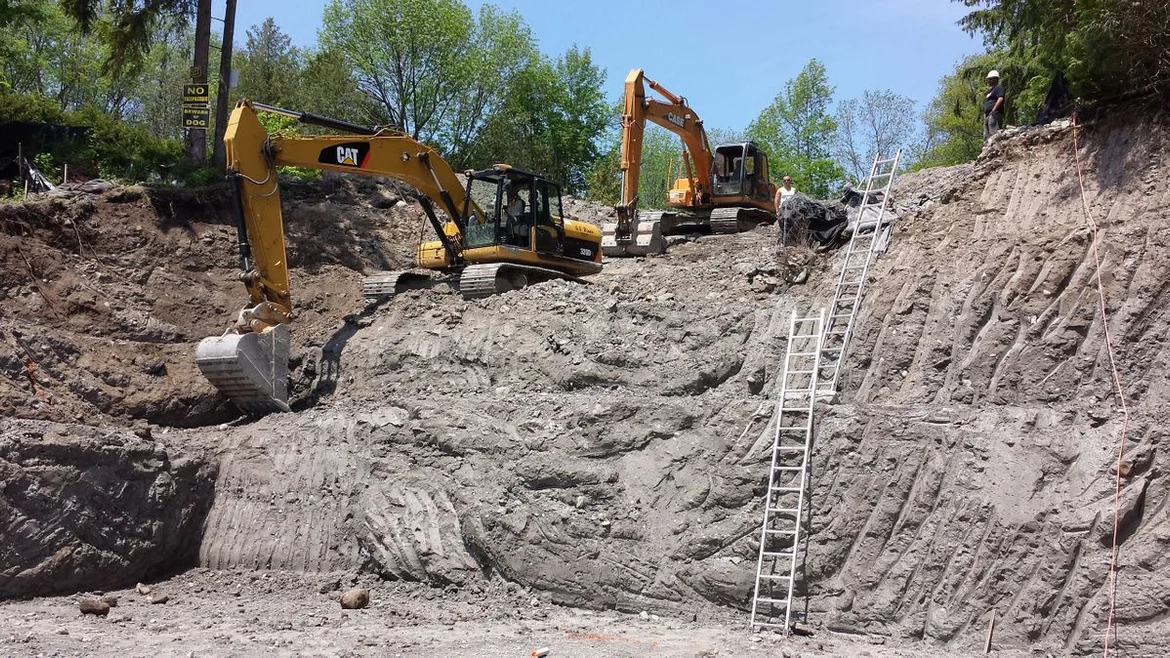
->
182 105 210 129
182 84 210 105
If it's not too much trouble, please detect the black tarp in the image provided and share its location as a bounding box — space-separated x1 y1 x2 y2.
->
0 156 56 193
779 193 848 246
1034 72 1073 125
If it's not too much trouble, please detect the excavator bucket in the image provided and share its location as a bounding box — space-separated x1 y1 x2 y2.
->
601 217 665 257
195 324 291 415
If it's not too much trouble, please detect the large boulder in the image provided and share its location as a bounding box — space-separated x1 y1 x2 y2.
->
0 419 216 598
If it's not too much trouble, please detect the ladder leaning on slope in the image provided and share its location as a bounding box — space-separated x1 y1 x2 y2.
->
749 309 824 634
818 150 902 397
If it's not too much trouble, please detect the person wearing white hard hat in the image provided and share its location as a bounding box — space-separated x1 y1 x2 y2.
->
983 70 1005 141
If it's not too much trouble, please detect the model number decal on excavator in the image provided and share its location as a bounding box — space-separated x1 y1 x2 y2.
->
318 143 370 168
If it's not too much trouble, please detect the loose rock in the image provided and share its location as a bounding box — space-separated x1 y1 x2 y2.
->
340 587 369 609
79 598 110 616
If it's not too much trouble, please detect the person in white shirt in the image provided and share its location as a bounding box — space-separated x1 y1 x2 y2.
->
775 175 797 207
506 190 526 219
504 189 528 246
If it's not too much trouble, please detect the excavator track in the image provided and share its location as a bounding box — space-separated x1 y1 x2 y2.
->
458 262 590 298
709 206 776 234
195 324 291 415
361 270 435 300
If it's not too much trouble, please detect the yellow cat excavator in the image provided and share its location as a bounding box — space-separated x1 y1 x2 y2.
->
602 69 778 257
195 100 602 414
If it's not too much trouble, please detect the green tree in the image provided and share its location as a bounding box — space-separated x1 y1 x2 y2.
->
834 89 918 183
59 0 198 77
441 4 537 160
320 0 537 154
460 45 609 194
747 59 843 198
0 0 113 110
955 0 1170 106
544 46 609 194
296 48 370 123
121 27 198 139
233 18 304 107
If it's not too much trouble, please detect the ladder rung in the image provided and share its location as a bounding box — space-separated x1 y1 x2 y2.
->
761 550 795 558
787 351 819 357
764 528 797 534
776 447 808 453
752 621 790 628
754 596 792 605
785 368 816 375
769 486 803 493
767 506 799 514
788 333 821 339
773 466 803 471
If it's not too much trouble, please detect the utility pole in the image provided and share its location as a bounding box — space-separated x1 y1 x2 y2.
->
213 0 237 172
187 0 212 164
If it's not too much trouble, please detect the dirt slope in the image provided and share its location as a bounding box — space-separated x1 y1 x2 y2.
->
2 108 1169 656
809 113 1170 656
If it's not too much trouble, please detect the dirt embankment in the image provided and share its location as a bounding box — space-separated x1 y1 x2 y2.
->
3 108 1169 656
0 176 425 428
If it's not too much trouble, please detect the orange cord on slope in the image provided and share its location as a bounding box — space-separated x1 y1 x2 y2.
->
1071 111 1131 657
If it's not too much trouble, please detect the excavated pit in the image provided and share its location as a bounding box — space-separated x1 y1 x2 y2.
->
2 107 1169 655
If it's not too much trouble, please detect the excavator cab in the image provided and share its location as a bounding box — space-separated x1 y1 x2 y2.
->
712 142 770 200
461 167 567 256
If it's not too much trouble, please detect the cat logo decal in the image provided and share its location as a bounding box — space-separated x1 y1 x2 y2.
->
318 142 371 168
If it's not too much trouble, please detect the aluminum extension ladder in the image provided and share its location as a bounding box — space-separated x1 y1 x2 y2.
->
750 309 825 634
817 150 901 397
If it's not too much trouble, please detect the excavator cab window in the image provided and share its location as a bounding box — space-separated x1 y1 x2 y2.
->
502 177 534 249
744 143 769 200
713 144 745 197
533 180 564 255
463 175 503 248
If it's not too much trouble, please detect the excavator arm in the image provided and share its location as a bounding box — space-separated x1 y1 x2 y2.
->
608 69 715 256
197 100 476 414
617 69 713 216
225 100 471 331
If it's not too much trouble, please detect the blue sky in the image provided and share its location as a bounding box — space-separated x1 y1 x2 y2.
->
218 0 986 131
